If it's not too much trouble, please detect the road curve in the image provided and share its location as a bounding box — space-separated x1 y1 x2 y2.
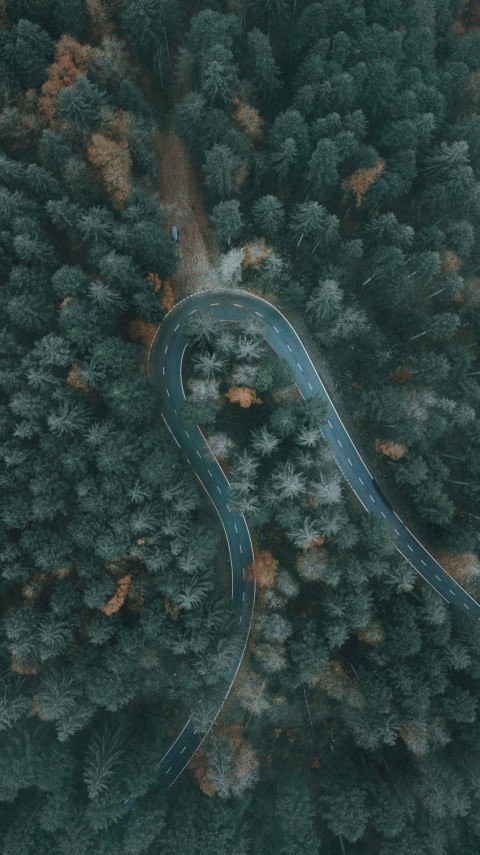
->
149 288 480 787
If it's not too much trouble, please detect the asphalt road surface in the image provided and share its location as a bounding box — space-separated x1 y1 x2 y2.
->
149 288 479 788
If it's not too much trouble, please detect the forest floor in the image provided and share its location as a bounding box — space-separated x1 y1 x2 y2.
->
155 124 218 297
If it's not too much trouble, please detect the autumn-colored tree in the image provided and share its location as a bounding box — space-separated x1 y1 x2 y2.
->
84 0 114 38
246 549 278 587
11 654 40 676
390 365 413 383
355 620 385 645
192 733 259 798
87 112 131 209
99 574 131 616
374 439 408 460
342 159 385 206
315 661 363 707
39 36 88 126
22 574 48 602
232 98 263 142
67 363 91 395
225 386 262 407
437 552 480 584
161 280 175 310
440 250 462 274
146 272 175 310
242 240 272 270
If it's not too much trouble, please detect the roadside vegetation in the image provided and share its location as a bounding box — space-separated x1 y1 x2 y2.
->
1 1 480 854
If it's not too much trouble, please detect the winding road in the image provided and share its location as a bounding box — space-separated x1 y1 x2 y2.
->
149 288 480 787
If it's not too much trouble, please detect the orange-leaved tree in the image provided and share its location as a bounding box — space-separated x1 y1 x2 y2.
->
245 549 278 587
87 112 132 209
100 574 131 616
39 36 88 126
225 387 262 408
374 439 408 460
342 158 385 207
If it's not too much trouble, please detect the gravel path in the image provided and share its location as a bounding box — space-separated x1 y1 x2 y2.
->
155 127 217 295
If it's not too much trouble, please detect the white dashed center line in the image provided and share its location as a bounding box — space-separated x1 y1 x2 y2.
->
435 574 442 581
338 439 342 447
273 326 280 333
216 485 222 494
381 511 386 518
166 766 172 774
287 344 292 352
207 469 213 477
255 311 263 317
395 529 400 536
196 450 201 457
308 382 313 390
174 324 180 331
449 589 456 596
234 524 238 533
369 494 375 503
421 559 427 566
180 746 187 755
464 603 470 610
297 363 303 372
407 544 413 551
359 477 364 485
184 430 190 438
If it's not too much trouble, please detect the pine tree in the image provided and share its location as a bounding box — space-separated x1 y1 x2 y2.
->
13 18 54 89
58 75 109 133
251 195 284 241
247 28 281 100
203 144 239 200
210 200 243 248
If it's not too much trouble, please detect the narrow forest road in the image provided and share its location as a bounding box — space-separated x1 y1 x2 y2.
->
150 289 480 788
155 121 216 295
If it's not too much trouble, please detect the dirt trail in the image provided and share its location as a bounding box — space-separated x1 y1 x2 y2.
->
155 123 217 296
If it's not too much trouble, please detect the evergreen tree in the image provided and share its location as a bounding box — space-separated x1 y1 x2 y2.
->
251 195 284 242
58 76 110 133
12 18 54 89
210 200 243 248
203 144 239 200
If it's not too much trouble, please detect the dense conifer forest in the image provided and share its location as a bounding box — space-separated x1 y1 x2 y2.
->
1 0 480 853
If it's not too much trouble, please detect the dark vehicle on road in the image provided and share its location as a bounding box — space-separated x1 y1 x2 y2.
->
171 225 179 246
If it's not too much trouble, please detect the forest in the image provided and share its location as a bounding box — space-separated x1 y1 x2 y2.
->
1 0 480 853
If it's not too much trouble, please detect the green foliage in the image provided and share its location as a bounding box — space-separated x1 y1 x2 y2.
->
83 721 125 799
2 1 480 852
11 19 54 89
203 144 239 201
58 75 109 133
41 0 85 38
251 194 284 241
210 199 244 248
